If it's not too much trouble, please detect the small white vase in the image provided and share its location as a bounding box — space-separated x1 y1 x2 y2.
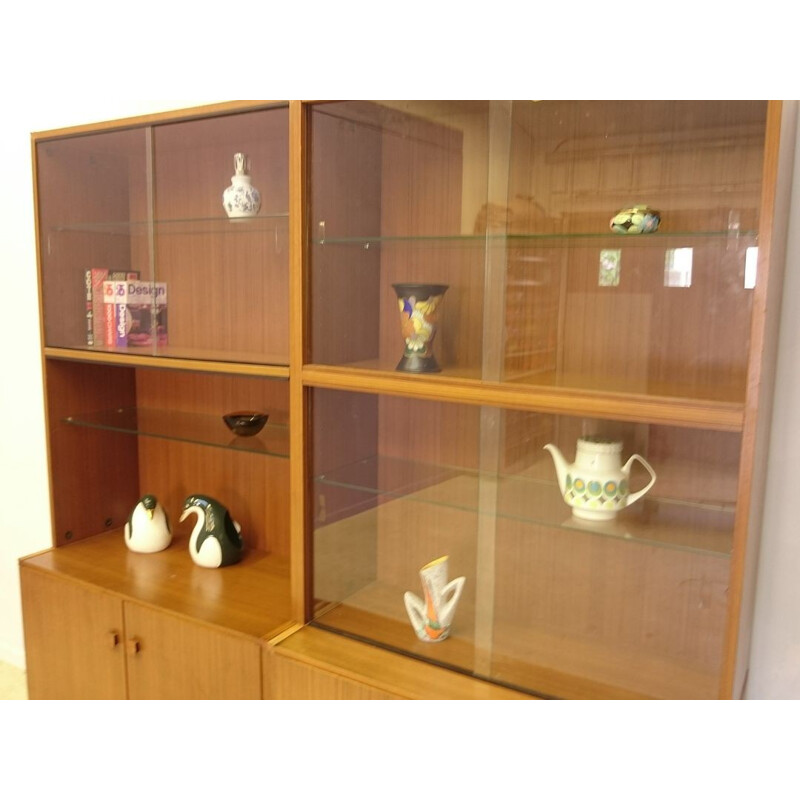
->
404 555 465 642
222 153 261 219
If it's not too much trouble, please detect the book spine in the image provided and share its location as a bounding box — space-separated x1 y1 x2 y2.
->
91 269 109 347
84 269 94 346
103 280 128 347
103 282 114 346
114 301 128 347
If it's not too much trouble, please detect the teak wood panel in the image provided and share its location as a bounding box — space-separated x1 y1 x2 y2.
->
308 102 382 366
308 102 481 374
137 437 289 556
263 647 400 699
306 101 767 402
288 100 310 626
45 360 291 554
135 369 290 555
154 225 290 362
504 101 766 396
370 396 741 506
313 508 728 698
506 101 767 232
34 127 148 349
311 390 380 528
303 363 745 431
490 518 727 699
377 110 481 375
268 625 530 700
45 359 140 545
312 412 740 698
540 240 754 400
20 566 127 700
306 106 383 546
21 563 264 699
153 107 290 362
135 368 289 419
124 603 262 699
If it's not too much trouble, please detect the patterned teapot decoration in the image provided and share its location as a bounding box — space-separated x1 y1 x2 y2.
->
544 436 656 521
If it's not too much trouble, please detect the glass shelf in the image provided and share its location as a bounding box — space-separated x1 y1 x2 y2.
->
50 213 289 236
311 230 758 248
64 406 289 458
314 455 734 557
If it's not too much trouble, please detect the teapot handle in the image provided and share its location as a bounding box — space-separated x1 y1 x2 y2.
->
623 454 657 508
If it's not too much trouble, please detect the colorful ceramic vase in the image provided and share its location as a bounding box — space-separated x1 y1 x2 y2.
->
544 436 656 521
222 153 261 219
610 205 661 234
404 555 465 642
393 283 448 373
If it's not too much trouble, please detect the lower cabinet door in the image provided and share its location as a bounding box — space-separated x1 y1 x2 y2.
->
123 602 262 699
20 566 127 700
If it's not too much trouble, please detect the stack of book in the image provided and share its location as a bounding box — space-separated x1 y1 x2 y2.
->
84 269 168 347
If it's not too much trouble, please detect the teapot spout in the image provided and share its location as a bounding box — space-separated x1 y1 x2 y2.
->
543 443 569 494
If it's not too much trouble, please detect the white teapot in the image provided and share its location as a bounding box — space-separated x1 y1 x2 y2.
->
544 436 656 521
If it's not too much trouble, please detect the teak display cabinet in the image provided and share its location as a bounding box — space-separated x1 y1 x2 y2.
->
20 100 797 700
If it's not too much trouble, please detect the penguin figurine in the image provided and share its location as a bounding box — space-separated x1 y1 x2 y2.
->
180 494 244 568
124 494 172 553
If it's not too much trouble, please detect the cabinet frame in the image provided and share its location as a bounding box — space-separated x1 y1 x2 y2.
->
293 100 797 699
21 99 797 700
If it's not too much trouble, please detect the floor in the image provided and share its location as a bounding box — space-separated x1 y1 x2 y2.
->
0 661 28 699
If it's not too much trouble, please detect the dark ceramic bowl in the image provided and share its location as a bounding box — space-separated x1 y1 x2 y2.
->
223 411 269 437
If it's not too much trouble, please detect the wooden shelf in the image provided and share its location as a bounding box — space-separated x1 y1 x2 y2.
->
44 347 290 377
303 364 745 431
21 529 292 640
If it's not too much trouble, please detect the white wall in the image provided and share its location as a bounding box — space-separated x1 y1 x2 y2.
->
745 118 800 699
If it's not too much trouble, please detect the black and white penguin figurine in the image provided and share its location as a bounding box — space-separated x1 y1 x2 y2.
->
179 494 244 568
125 494 172 553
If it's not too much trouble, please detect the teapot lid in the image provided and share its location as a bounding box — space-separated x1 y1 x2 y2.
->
577 436 623 453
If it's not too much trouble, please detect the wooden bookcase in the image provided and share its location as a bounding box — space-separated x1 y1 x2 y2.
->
19 100 797 699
